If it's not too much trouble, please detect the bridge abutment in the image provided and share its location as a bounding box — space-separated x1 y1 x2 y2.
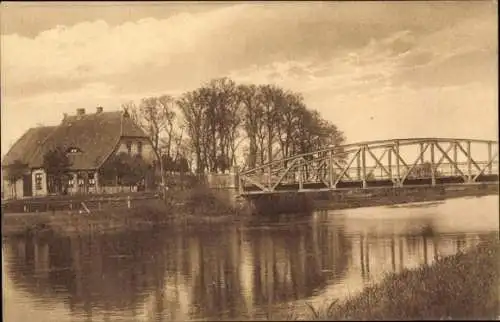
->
244 192 315 215
205 170 240 207
205 169 315 215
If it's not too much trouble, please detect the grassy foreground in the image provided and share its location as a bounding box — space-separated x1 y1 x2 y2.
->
300 236 499 321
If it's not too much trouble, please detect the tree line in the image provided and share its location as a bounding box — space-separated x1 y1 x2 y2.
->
3 77 347 198
125 77 346 174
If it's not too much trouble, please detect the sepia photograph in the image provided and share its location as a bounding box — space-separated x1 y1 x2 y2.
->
1 1 498 321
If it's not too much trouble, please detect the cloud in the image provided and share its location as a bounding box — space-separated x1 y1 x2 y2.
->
1 2 497 157
1 8 236 92
4 2 495 97
226 11 497 144
228 7 496 98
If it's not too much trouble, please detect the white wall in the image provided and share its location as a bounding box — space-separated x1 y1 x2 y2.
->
2 178 23 199
31 169 48 197
66 171 99 195
116 137 157 163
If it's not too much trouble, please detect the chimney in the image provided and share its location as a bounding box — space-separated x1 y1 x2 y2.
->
76 108 85 116
96 106 103 114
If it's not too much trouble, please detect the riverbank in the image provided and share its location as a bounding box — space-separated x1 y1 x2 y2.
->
2 184 498 237
313 183 498 210
291 235 499 320
1 187 251 237
247 183 498 216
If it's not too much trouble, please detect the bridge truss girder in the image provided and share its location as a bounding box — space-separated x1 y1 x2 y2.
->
238 138 499 195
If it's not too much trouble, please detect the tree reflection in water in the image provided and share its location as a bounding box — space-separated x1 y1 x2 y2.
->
353 225 491 284
2 214 495 321
4 228 171 320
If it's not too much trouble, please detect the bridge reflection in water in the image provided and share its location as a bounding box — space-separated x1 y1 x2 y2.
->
3 197 498 321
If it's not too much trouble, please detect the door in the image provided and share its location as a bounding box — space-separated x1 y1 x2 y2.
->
23 174 33 197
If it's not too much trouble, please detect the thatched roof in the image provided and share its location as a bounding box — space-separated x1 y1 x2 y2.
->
2 109 150 171
1 126 56 168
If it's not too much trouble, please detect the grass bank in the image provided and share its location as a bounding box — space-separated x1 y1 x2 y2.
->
2 186 250 237
3 184 497 236
296 236 499 321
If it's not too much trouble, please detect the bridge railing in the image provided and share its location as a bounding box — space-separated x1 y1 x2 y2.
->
242 162 499 185
238 138 499 194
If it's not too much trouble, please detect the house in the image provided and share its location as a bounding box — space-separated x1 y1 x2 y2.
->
1 107 159 199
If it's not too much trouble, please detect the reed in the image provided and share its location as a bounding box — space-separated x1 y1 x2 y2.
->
301 236 499 321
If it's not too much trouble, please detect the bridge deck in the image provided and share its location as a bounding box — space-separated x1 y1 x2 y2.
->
240 174 499 195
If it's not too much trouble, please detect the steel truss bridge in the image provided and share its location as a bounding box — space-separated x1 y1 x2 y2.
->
238 138 499 196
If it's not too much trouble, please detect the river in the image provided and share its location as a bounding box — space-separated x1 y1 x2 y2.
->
2 195 499 321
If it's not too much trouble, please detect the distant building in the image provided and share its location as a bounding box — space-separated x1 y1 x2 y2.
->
1 107 159 199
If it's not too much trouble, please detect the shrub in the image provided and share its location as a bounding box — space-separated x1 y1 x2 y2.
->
182 185 236 216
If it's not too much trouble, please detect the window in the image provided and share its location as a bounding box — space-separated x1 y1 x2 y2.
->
88 172 96 186
67 147 81 154
68 175 74 188
77 173 85 187
35 173 43 190
126 141 132 154
137 141 143 155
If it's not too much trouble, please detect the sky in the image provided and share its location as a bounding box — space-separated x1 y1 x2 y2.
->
1 1 498 158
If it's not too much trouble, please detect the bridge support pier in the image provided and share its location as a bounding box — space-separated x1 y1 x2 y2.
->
206 169 240 208
244 192 314 216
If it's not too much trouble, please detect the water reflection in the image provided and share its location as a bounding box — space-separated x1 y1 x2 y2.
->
3 196 499 321
4 229 171 321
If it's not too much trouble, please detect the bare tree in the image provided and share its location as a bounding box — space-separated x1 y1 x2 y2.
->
126 78 346 176
123 100 138 121
276 91 304 159
126 95 177 154
157 95 177 159
179 78 242 174
178 89 209 173
207 78 241 172
239 84 264 169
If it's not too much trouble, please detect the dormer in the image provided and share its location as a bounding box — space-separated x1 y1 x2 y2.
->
67 147 82 154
